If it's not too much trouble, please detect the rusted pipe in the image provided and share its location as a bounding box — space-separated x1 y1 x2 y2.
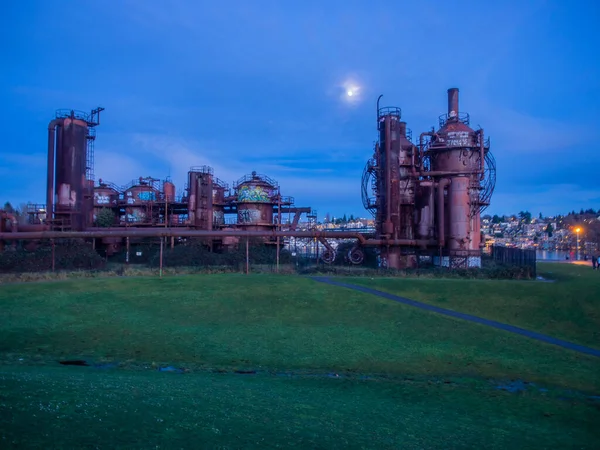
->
420 169 483 178
361 239 437 247
384 116 392 235
47 119 61 220
448 88 459 118
0 229 371 243
478 129 485 180
437 178 451 247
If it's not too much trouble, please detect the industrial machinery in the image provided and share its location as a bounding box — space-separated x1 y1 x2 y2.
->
362 88 496 269
1 88 496 270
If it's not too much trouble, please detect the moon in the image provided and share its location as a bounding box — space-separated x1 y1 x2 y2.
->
347 90 354 97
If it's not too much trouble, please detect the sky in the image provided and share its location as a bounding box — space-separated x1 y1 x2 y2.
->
1 0 599 219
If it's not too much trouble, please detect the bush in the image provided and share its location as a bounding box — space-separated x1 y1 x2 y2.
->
0 239 106 273
148 239 292 269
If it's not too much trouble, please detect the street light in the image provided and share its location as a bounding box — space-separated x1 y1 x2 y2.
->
575 227 581 260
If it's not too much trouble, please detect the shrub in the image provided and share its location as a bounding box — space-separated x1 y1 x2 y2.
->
0 239 105 273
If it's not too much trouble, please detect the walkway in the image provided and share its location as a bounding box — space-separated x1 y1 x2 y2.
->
311 277 600 358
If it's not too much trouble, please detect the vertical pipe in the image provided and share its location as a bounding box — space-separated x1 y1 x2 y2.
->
437 179 451 247
47 120 58 221
276 237 280 273
245 237 249 274
159 237 163 278
170 236 174 249
384 116 392 235
126 237 130 265
448 88 459 117
478 129 485 180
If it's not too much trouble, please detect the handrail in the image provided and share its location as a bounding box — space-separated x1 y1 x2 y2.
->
234 172 279 188
55 109 90 122
188 165 213 175
438 112 470 128
377 106 401 119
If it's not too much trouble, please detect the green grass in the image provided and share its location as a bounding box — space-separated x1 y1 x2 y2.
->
2 366 598 449
347 262 600 349
1 272 599 447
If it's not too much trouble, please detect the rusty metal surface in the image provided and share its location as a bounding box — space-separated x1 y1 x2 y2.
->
163 181 175 202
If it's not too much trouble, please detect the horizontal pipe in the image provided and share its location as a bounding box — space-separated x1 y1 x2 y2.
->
361 239 437 247
420 170 482 178
0 228 369 243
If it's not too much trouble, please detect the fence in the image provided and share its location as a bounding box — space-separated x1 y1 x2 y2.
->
490 245 537 277
0 239 538 281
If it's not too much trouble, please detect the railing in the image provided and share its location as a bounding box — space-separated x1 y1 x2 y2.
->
188 166 213 175
278 196 294 205
377 107 401 119
213 177 229 189
438 112 470 128
55 109 90 122
234 172 279 188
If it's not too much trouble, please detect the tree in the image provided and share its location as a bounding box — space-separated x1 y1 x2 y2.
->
3 202 14 213
545 223 554 238
518 211 532 224
96 208 115 228
492 215 501 224
539 212 543 220
342 214 347 223
349 214 355 222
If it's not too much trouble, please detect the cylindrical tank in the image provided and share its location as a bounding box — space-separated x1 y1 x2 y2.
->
53 112 89 230
163 181 176 202
448 176 470 255
235 171 276 231
428 88 485 267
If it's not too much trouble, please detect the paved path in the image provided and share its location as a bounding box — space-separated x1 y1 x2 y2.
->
311 277 600 358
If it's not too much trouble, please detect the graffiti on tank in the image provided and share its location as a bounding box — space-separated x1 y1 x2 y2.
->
213 210 225 225
238 208 261 223
137 191 156 201
238 185 271 203
447 131 470 147
94 194 110 205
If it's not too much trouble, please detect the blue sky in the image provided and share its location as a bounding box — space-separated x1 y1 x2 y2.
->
1 0 599 218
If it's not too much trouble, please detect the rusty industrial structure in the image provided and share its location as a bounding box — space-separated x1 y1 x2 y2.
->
1 87 495 269
362 88 496 268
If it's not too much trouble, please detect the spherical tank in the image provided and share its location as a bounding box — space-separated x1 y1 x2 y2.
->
235 172 276 230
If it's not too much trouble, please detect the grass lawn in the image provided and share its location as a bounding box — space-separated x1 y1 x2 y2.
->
347 262 600 349
1 273 599 447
